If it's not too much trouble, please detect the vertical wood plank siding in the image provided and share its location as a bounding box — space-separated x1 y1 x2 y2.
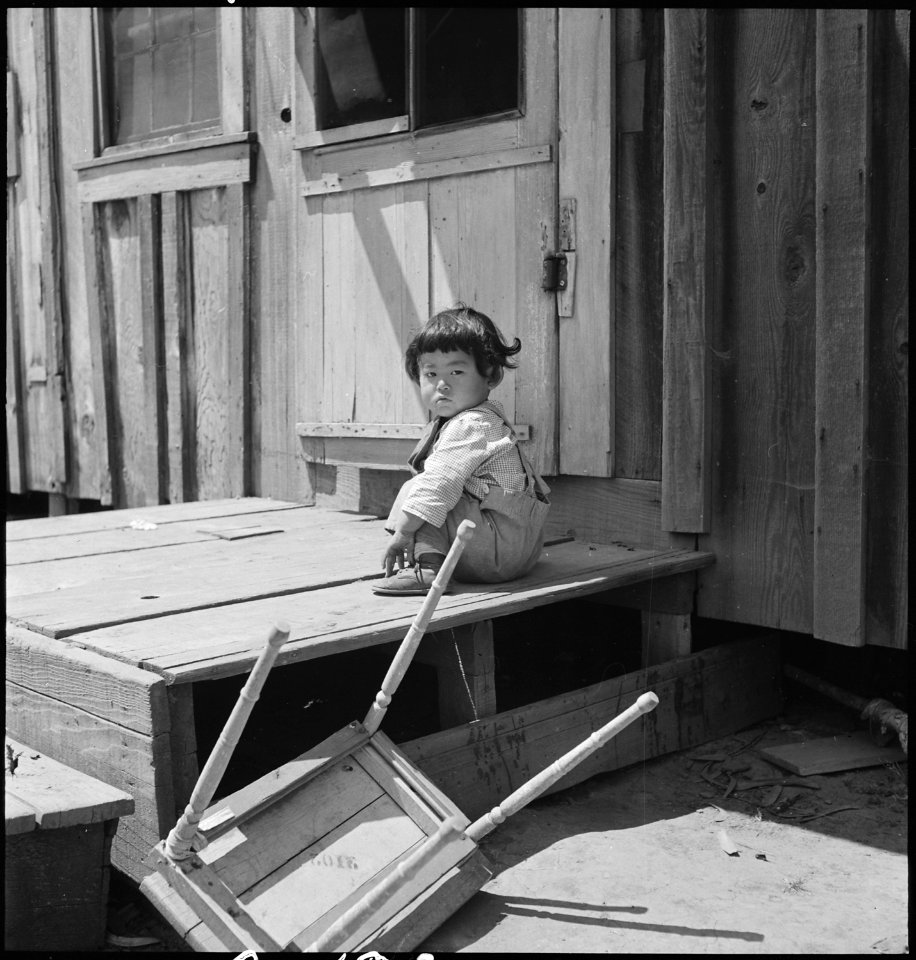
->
813 10 872 646
558 8 614 476
54 8 98 500
8 8 68 497
615 10 664 480
510 6 559 476
698 9 817 633
661 8 713 531
250 7 300 501
865 11 909 649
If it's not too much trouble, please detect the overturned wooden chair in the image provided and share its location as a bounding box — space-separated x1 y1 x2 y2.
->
141 521 659 952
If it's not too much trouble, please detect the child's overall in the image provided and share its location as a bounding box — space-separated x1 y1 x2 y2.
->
386 408 551 583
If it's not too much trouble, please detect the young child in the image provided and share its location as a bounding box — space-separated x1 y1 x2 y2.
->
374 304 550 596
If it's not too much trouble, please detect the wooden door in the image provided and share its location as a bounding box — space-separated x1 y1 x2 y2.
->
294 9 559 476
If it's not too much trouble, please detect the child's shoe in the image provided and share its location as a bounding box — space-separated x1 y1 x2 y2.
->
372 557 447 596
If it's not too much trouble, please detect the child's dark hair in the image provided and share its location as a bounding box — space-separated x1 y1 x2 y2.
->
405 303 522 384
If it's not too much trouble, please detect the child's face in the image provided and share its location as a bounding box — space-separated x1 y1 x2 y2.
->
418 349 494 419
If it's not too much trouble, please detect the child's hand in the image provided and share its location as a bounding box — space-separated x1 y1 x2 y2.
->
382 530 415 576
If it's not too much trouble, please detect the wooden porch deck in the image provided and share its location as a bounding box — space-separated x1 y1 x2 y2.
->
5 497 757 885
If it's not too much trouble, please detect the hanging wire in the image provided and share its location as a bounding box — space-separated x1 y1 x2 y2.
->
451 627 479 722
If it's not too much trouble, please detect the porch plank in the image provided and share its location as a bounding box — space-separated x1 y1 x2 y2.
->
63 541 714 683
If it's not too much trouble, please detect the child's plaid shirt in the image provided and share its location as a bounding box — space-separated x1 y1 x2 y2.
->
402 400 527 528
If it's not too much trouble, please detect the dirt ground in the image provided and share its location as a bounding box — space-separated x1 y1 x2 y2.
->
106 683 907 955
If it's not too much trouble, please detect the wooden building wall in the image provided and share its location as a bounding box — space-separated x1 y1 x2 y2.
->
6 9 908 649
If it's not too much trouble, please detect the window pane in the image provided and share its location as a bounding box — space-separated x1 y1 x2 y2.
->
153 41 191 131
154 7 192 44
316 8 406 130
192 29 220 123
112 7 151 55
114 51 152 141
106 6 219 145
416 8 519 127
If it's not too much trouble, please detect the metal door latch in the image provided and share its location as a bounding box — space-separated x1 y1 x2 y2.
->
541 254 568 292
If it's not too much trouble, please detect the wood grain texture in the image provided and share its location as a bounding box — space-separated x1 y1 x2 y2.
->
864 10 908 649
81 202 114 503
302 146 551 197
249 7 300 501
160 191 192 502
514 7 559 476
188 187 232 499
101 197 150 506
6 624 169 736
8 9 68 497
661 7 713 531
54 8 98 500
5 496 302 541
5 680 174 882
140 871 234 951
53 539 714 683
558 7 614 476
813 9 872 645
76 140 254 202
4 736 134 828
138 194 167 503
401 635 782 819
429 169 518 422
615 9 664 479
759 731 905 776
6 199 27 493
698 9 818 635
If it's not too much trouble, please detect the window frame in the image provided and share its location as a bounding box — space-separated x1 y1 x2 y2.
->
75 7 250 199
294 7 525 152
87 7 246 163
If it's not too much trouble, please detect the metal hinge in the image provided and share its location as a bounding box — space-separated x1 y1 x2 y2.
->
541 253 568 292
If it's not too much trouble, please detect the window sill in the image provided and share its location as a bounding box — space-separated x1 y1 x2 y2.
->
296 109 523 156
75 132 257 203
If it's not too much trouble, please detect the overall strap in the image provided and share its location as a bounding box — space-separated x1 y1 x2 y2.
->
482 402 551 501
407 416 445 474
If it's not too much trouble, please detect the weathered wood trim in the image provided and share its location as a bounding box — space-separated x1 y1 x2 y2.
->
865 10 909 649
80 202 114 503
295 116 411 150
400 635 783 820
138 195 167 503
35 7 69 496
557 8 614 477
6 624 171 736
226 182 250 496
813 9 872 646
161 192 190 502
219 6 247 135
296 421 531 441
661 8 714 532
7 69 20 178
5 677 175 882
513 6 560 477
76 131 256 171
76 138 256 202
544 476 688 551
301 145 552 198
6 199 27 493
